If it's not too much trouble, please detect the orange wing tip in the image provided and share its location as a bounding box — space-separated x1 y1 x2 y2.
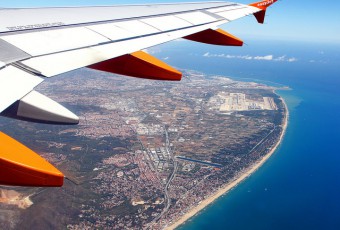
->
184 28 243 46
249 0 278 24
0 132 64 187
89 51 182 81
253 10 267 24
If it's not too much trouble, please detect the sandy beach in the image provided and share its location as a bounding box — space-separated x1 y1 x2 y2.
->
166 97 289 230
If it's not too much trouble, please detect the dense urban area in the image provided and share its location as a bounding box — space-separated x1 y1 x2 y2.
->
0 68 286 229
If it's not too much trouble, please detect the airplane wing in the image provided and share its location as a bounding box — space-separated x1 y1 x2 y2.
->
0 0 277 187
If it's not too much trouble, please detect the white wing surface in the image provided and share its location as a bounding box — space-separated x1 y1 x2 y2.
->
0 2 265 113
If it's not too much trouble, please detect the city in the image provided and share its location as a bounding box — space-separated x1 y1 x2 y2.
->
0 68 286 229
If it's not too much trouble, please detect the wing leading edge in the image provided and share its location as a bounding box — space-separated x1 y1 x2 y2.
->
0 0 278 187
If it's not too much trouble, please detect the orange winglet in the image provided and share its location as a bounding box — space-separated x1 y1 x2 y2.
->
184 28 243 46
89 51 182 81
249 0 278 24
253 10 267 24
0 132 64 187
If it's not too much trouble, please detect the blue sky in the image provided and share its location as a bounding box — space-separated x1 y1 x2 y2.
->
2 1 340 44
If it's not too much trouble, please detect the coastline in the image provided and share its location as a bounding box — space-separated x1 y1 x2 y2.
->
166 96 289 230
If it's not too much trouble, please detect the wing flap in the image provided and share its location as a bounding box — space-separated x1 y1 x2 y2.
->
113 20 160 36
86 23 136 41
141 15 192 31
0 65 43 113
87 20 160 42
0 39 31 64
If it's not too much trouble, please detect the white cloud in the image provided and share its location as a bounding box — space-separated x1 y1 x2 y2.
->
203 52 297 62
275 56 286 61
203 53 254 60
143 47 162 55
254 55 273 61
288 57 298 62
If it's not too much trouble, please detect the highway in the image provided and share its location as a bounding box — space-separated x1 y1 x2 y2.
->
148 125 178 227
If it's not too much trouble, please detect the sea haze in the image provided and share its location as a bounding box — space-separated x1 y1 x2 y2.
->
152 39 340 230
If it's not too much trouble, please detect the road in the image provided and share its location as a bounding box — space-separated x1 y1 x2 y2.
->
148 125 178 227
248 125 276 154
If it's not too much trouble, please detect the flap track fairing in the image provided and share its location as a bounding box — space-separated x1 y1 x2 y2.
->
0 132 64 187
1 91 79 125
184 28 243 46
88 51 182 81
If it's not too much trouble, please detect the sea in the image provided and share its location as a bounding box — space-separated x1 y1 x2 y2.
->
153 38 340 230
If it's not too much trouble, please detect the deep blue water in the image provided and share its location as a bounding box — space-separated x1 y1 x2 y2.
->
154 39 340 229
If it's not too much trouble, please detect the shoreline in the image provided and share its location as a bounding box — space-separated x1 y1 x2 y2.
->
166 96 289 230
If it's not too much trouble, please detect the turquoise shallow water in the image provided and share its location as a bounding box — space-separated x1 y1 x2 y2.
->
155 40 340 230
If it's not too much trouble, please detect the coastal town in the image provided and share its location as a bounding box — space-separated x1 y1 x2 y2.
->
0 68 287 229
